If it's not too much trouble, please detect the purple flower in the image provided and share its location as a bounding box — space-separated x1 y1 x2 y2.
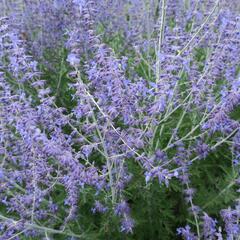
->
202 213 217 239
120 216 135 234
114 201 130 217
67 53 80 66
91 201 108 214
177 225 197 240
196 141 209 159
221 207 240 238
145 167 173 186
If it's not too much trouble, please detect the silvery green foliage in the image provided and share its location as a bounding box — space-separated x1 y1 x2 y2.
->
0 0 240 239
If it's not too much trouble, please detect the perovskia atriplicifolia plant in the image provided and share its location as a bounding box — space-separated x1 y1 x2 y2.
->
0 0 240 239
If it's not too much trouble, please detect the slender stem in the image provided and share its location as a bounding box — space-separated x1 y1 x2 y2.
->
177 0 220 56
186 182 200 239
0 214 86 239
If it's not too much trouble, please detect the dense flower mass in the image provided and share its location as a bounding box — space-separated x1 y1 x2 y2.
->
0 0 240 239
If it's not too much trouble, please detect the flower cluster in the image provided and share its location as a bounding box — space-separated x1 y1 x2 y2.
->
0 0 240 239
